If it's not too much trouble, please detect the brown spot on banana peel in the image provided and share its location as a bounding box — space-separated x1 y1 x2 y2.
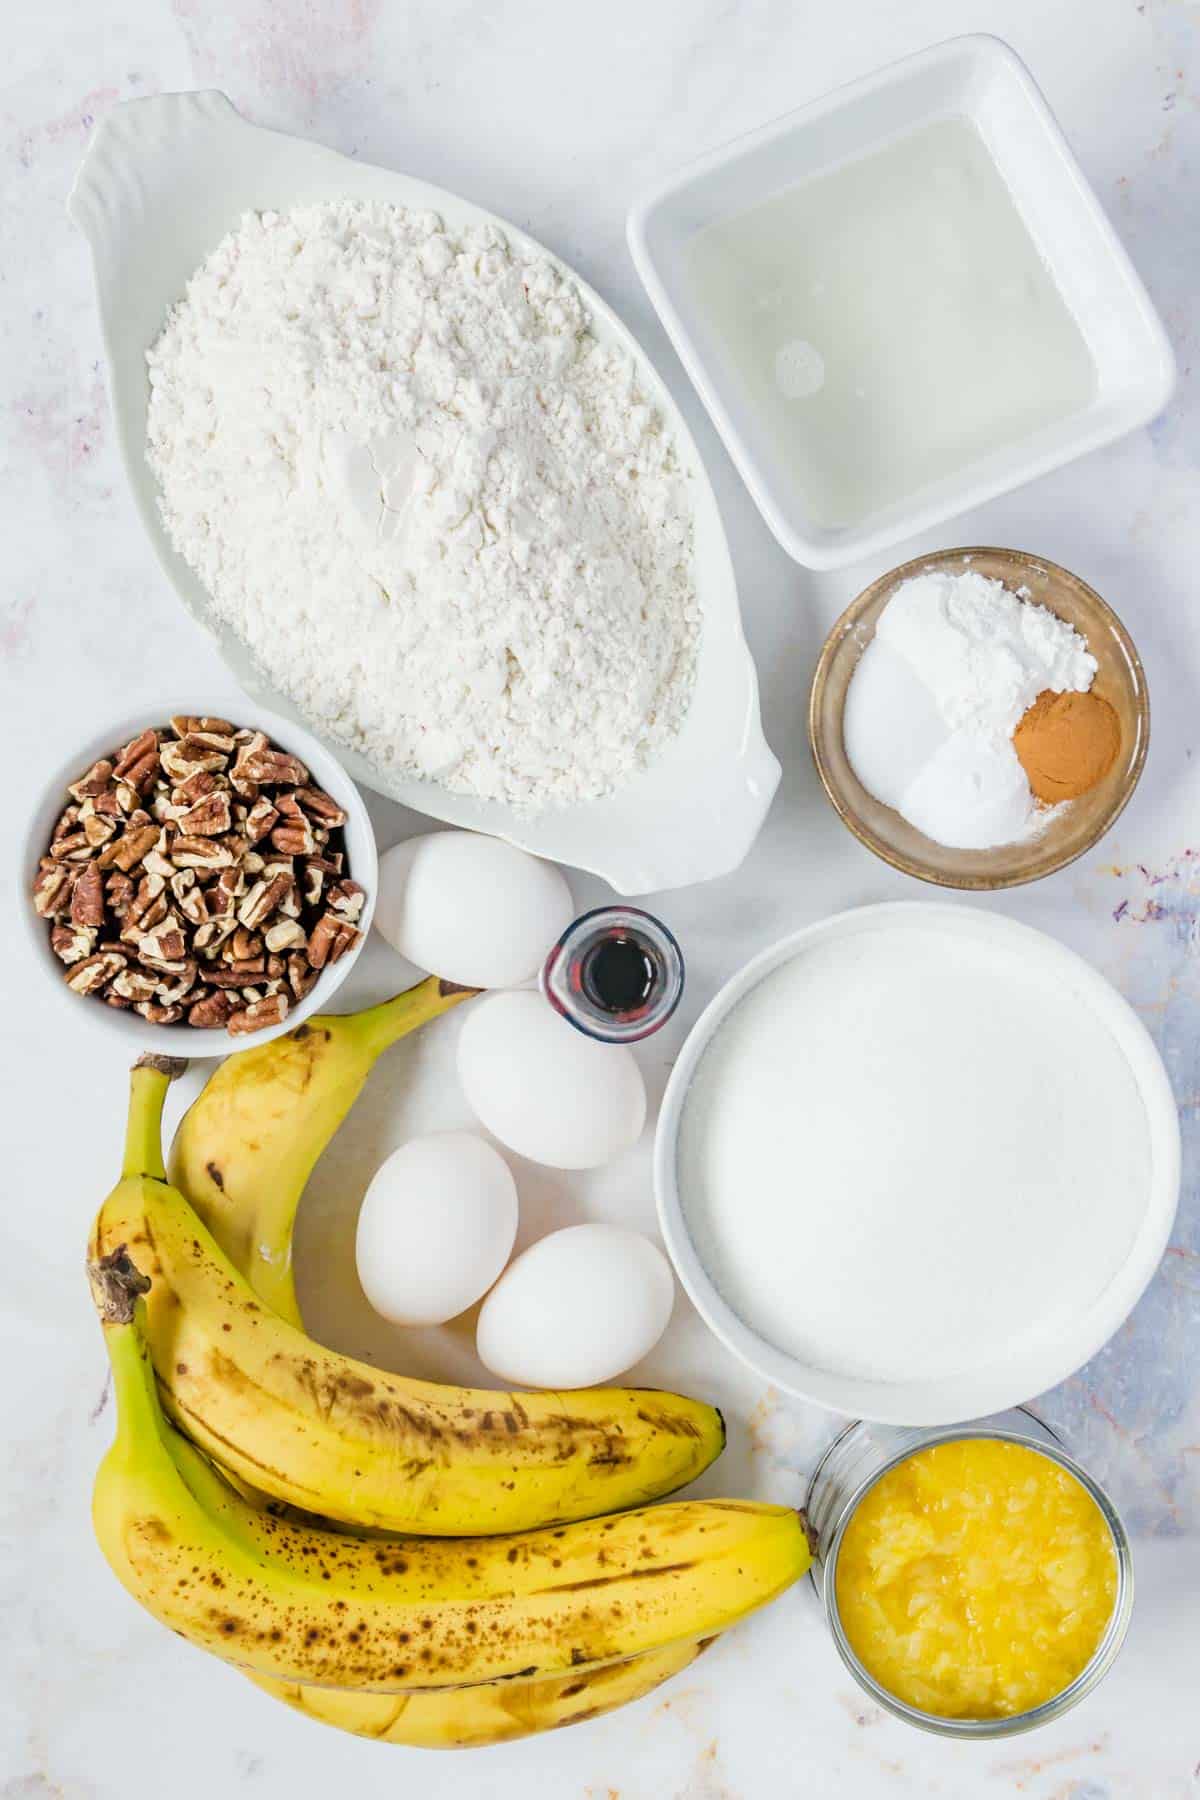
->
205 1162 225 1191
541 1562 696 1594
96 1200 722 1533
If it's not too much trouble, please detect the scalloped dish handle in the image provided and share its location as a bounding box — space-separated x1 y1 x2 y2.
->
68 91 244 259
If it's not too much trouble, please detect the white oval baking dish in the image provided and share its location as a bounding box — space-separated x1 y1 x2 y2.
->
69 91 779 896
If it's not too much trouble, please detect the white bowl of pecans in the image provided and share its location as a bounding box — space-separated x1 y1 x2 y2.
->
22 703 377 1055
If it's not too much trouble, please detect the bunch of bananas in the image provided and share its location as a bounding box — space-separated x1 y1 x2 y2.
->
87 980 811 1749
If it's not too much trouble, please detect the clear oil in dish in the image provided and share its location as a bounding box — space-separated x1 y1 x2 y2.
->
687 116 1096 527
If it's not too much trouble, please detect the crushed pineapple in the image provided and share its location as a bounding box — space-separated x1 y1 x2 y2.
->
835 1438 1117 1719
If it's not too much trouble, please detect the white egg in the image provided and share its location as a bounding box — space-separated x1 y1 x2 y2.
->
355 1132 518 1326
476 1224 675 1388
457 991 646 1170
373 831 573 989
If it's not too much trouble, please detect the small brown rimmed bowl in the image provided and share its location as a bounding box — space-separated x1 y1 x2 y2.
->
809 547 1149 890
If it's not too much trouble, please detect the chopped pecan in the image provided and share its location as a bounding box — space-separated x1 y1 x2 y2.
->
327 879 366 923
32 860 71 917
113 729 161 792
238 871 293 930
243 797 279 844
193 918 237 955
118 873 166 939
65 950 126 996
178 790 233 837
233 735 309 789
142 846 176 880
156 960 199 1005
51 830 93 864
50 923 96 965
111 967 161 1004
135 1001 184 1024
70 862 105 929
172 768 220 807
129 896 169 943
68 759 114 802
177 885 208 927
300 861 325 908
270 818 316 857
160 735 230 783
264 917 306 953
306 912 360 970
169 715 236 740
294 786 346 826
114 728 159 775
286 953 319 999
188 989 230 1028
274 875 302 920
138 919 189 966
212 866 245 912
99 822 160 873
38 715 363 1037
227 992 289 1036
82 812 117 848
206 961 266 988
105 871 135 920
171 834 236 870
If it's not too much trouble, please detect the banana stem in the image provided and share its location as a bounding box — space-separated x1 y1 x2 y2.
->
88 1248 151 1323
123 1055 186 1181
348 976 480 1058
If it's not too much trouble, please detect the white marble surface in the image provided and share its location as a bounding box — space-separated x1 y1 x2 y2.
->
4 1 1200 1794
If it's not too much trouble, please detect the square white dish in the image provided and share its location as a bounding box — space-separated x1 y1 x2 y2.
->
68 91 779 896
628 34 1176 572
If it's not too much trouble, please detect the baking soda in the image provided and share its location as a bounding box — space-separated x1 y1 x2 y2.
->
843 567 1098 849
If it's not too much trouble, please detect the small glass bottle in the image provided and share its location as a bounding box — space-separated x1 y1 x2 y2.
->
540 907 684 1045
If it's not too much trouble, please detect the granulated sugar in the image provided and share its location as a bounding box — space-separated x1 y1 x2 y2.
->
678 922 1150 1385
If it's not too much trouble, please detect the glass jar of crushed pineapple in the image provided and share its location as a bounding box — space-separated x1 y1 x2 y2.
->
803 1410 1132 1739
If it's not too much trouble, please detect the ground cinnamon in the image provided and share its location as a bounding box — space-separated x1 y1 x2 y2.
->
1013 689 1121 804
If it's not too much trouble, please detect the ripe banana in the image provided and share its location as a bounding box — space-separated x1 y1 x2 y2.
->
89 1247 809 1692
248 1639 712 1748
169 977 473 1328
182 1016 718 1746
92 1059 725 1534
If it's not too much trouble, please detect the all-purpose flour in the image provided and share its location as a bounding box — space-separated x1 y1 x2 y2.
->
146 201 700 810
678 924 1150 1385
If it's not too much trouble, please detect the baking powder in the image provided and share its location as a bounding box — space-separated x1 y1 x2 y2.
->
843 568 1097 848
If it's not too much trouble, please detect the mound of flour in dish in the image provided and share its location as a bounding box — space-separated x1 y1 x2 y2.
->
145 200 699 810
